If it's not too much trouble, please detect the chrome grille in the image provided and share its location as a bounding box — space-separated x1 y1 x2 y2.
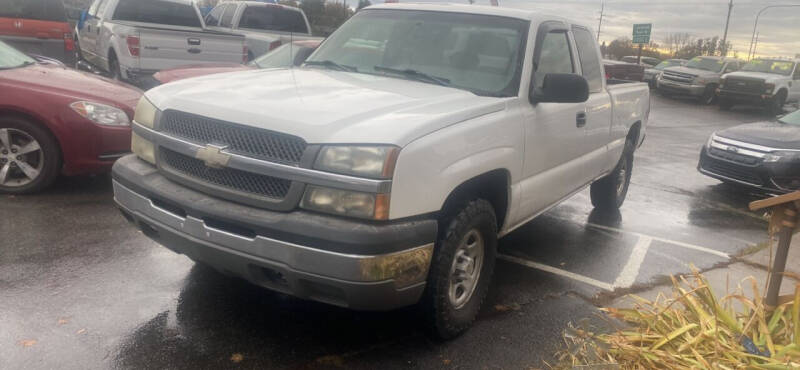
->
160 148 291 200
160 110 306 165
662 70 696 84
723 77 764 94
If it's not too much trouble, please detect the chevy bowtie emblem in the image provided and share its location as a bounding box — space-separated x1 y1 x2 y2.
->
195 144 231 169
726 146 739 153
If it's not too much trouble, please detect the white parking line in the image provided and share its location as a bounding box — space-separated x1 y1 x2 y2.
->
613 235 652 288
497 254 615 291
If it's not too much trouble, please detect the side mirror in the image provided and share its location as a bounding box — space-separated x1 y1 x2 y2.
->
531 73 589 104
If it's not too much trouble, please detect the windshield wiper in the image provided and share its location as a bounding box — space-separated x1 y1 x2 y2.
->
373 66 450 87
304 60 358 72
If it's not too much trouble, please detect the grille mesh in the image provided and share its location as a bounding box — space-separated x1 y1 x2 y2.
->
161 110 306 164
723 78 764 94
161 148 291 200
704 159 763 185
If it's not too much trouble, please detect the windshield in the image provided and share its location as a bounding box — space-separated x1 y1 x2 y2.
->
250 43 314 68
741 59 795 76
778 109 800 126
654 60 683 70
239 6 308 34
306 9 529 97
686 57 724 73
0 41 35 69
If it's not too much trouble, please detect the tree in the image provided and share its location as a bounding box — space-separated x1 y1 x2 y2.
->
301 0 354 36
357 0 371 9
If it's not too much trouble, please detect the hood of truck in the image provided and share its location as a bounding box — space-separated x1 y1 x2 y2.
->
664 66 720 79
723 71 787 83
717 121 800 149
145 68 508 146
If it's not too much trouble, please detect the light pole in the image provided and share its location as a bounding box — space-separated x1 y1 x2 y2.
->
720 0 732 56
597 2 604 42
747 4 800 61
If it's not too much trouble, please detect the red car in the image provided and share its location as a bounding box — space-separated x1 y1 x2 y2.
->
0 0 75 65
153 40 321 85
0 41 141 194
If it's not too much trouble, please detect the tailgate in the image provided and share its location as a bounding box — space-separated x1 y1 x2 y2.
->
131 24 245 71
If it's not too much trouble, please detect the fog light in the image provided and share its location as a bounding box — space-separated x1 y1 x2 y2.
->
359 244 434 287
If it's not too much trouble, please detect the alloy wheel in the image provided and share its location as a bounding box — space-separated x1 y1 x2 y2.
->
0 128 44 187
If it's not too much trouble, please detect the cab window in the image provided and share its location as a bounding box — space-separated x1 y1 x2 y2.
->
571 26 602 92
205 4 225 26
219 4 237 28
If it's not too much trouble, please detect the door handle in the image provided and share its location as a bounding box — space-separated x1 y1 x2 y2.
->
576 112 587 128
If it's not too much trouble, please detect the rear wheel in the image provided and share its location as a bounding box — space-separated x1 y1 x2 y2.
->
591 139 634 210
108 52 121 81
0 117 60 194
423 199 497 339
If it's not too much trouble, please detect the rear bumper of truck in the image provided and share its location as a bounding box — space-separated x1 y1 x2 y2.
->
112 155 437 311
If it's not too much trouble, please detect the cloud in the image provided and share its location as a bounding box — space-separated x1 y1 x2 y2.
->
368 0 800 58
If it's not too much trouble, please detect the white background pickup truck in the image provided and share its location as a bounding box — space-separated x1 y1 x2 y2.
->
204 1 321 60
113 3 649 338
76 0 246 85
719 58 800 115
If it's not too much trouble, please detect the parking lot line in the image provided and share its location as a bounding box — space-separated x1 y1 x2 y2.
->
553 216 731 259
613 235 652 288
497 254 615 291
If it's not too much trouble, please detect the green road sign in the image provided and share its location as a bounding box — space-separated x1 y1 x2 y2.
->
632 23 652 44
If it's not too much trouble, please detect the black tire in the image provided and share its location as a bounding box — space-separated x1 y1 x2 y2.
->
422 199 497 339
590 139 634 210
698 84 717 105
108 52 121 81
719 97 733 111
766 91 786 116
0 116 61 194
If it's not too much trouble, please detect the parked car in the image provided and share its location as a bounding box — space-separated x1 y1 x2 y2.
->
205 1 322 61
604 59 644 82
657 56 743 104
112 3 649 338
698 108 800 193
643 58 687 88
622 55 660 67
153 39 321 85
0 41 141 194
75 0 247 87
0 0 75 65
718 58 800 115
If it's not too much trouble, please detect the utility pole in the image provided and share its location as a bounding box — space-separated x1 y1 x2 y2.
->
596 2 604 41
752 32 760 59
720 0 732 56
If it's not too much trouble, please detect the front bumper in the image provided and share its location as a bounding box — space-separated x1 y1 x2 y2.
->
657 79 707 96
698 146 800 194
112 155 437 310
717 89 774 105
58 118 132 176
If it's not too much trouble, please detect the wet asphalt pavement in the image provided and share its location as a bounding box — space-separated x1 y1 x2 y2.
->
1 95 789 369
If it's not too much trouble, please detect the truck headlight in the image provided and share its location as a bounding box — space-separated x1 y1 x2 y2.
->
763 151 800 163
70 101 130 126
706 133 716 148
302 185 390 220
764 83 775 94
314 145 399 179
131 97 158 164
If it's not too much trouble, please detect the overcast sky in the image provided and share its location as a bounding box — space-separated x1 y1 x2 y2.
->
368 0 800 58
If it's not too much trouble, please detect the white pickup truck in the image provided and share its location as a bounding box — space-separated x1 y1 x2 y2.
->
76 0 247 86
718 58 800 115
113 3 649 338
204 1 321 61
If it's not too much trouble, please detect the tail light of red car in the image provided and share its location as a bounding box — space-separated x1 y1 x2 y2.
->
63 33 74 52
126 36 140 57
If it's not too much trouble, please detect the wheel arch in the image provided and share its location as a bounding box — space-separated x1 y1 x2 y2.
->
0 108 64 168
439 169 511 232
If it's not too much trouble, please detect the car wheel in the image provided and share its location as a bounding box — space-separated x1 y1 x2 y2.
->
591 139 634 210
0 117 61 194
108 53 121 81
767 91 786 116
423 199 497 339
698 84 717 105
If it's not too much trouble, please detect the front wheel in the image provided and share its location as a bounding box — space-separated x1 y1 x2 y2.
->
698 84 717 105
423 199 497 339
591 140 634 210
766 91 786 116
0 117 61 194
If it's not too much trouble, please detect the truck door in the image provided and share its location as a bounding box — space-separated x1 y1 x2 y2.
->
79 0 104 65
520 21 588 216
571 26 614 178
